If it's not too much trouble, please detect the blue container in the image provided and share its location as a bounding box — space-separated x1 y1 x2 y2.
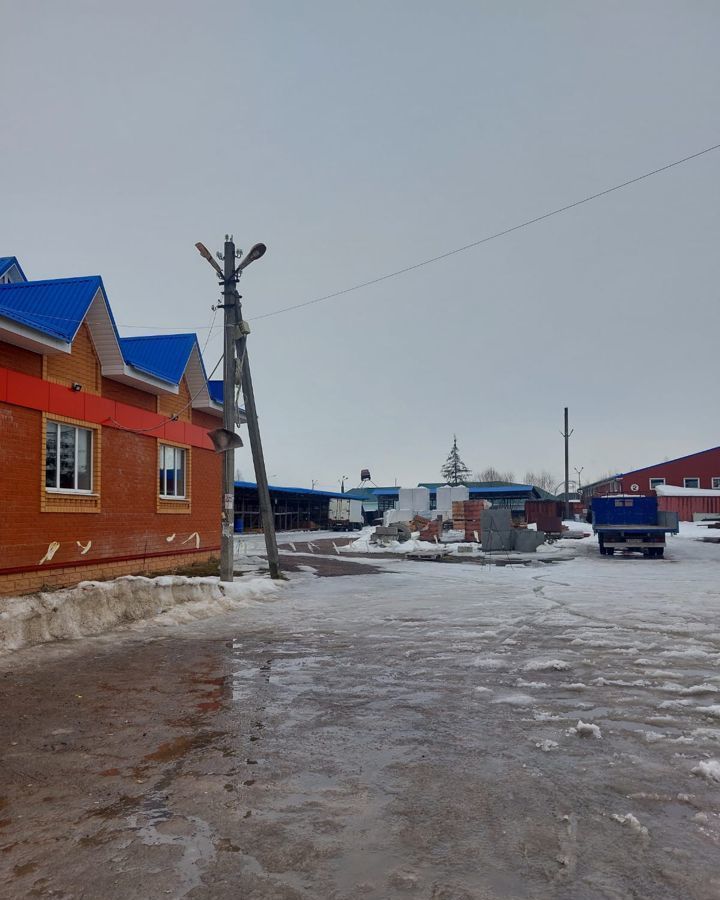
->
234 515 244 533
592 496 657 527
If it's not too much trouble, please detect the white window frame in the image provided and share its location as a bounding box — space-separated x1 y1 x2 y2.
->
712 477 720 490
649 477 666 490
45 420 94 494
683 477 700 489
159 444 187 500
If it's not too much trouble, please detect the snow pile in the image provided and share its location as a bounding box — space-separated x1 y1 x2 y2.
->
660 682 719 696
0 575 282 653
691 760 720 783
570 720 602 739
341 530 440 555
610 813 649 839
535 739 559 752
522 658 571 672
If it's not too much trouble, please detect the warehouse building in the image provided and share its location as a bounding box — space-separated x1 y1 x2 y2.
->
581 446 720 497
581 445 720 520
346 481 554 521
233 481 355 532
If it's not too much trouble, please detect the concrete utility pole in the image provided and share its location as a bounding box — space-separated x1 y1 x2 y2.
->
196 236 281 582
562 407 574 522
220 238 237 581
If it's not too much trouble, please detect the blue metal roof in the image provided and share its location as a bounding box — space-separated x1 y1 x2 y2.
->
208 379 223 403
0 263 222 400
234 480 355 500
0 256 27 280
0 276 104 341
372 488 400 496
469 485 533 495
120 333 198 384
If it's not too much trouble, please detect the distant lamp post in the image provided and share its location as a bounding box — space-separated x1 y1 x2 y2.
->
574 466 584 490
340 475 348 494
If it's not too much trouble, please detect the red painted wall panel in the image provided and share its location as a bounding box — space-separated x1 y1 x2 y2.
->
619 448 720 492
657 496 720 521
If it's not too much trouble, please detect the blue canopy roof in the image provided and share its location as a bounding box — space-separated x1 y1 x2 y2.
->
235 480 353 500
120 333 198 384
469 485 533 495
0 275 105 341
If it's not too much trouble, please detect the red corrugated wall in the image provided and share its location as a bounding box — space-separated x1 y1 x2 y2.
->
657 496 720 521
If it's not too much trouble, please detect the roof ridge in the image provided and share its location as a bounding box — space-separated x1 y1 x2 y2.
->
120 332 197 342
0 275 101 288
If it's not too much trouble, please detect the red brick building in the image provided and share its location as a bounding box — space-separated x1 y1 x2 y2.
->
0 256 226 596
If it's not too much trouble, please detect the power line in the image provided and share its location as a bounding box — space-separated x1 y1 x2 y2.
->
106 354 223 434
3 140 719 333
250 140 720 322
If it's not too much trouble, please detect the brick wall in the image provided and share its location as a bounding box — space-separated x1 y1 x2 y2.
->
158 377 192 422
192 409 220 430
44 323 101 393
0 340 222 596
101 376 156 412
0 339 42 377
0 550 218 597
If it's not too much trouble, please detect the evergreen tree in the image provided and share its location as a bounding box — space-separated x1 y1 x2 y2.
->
441 435 471 485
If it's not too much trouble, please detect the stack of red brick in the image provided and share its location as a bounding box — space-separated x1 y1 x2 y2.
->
418 519 443 542
452 500 487 542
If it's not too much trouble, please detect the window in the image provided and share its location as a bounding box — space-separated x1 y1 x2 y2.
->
684 477 700 489
45 421 93 492
649 478 666 490
712 477 720 490
159 445 186 498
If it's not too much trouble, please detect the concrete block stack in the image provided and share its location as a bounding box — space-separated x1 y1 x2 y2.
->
437 484 469 515
481 509 515 551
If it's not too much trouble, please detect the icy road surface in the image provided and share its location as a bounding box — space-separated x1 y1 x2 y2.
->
2 528 720 898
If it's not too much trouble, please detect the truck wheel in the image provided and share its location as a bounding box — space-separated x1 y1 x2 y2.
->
656 548 664 558
606 548 615 556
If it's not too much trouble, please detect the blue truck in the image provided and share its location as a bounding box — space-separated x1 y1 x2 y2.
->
589 496 679 558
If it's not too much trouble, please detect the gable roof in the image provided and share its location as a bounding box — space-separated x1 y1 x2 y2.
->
621 445 720 478
120 333 198 384
0 257 27 281
0 261 223 416
0 276 103 341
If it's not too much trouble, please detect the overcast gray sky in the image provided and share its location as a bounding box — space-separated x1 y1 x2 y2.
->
2 1 719 491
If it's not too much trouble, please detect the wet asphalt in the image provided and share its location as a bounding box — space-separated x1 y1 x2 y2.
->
2 544 720 899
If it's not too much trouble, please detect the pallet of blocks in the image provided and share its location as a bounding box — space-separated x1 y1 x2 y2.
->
418 519 443 542
452 500 488 542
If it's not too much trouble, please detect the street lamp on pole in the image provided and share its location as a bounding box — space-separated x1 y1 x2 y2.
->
195 236 280 582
